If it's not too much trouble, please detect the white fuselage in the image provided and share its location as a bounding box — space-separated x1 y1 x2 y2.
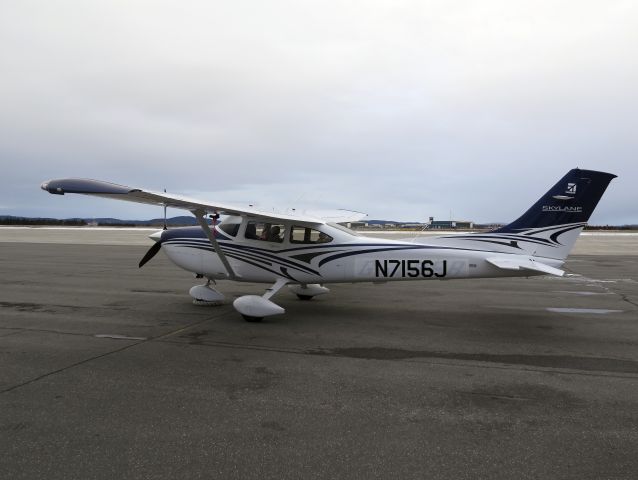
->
159 220 565 285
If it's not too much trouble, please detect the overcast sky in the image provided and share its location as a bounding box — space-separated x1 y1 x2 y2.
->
1 0 636 224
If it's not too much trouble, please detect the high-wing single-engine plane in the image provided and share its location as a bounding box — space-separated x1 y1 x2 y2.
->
41 169 616 321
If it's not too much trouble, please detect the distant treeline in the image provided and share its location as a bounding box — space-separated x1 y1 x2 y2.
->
0 216 87 226
584 225 638 230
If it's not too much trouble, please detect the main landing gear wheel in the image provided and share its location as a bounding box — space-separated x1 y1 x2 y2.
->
233 279 289 321
289 284 330 301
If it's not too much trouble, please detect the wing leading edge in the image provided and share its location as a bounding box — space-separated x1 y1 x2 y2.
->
41 178 367 225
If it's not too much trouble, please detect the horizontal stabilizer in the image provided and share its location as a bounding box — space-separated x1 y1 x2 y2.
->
486 257 565 277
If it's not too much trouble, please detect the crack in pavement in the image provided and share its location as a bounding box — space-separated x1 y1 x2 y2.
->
0 310 234 395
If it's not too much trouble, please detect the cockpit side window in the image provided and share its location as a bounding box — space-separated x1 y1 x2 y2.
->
244 221 285 243
290 226 333 244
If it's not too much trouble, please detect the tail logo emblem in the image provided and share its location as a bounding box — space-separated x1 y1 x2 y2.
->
566 183 577 194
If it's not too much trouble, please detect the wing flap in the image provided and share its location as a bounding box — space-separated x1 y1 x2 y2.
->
302 209 368 223
486 257 565 277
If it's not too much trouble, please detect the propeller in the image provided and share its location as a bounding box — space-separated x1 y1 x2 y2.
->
139 240 162 268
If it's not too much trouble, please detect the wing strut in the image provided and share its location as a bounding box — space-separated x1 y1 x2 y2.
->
193 210 237 280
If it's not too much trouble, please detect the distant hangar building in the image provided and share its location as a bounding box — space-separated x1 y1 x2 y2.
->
427 217 474 229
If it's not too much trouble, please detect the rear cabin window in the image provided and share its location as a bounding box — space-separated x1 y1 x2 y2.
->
290 226 333 244
244 221 285 243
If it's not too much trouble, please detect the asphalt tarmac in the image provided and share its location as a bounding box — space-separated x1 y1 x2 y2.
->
1 229 637 479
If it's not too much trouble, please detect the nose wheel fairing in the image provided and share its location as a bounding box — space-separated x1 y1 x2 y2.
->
189 283 225 305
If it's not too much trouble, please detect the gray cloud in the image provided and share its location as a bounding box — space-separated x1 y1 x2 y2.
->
1 0 636 223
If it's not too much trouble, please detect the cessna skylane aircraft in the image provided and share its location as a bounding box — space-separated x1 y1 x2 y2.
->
41 168 615 321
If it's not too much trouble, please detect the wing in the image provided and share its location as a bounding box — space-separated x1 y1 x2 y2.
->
41 178 364 225
486 256 565 277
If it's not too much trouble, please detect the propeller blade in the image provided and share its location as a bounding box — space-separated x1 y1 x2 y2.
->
139 241 162 268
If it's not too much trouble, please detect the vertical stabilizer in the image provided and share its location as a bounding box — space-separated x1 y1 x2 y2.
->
426 169 616 261
494 168 616 233
489 168 616 259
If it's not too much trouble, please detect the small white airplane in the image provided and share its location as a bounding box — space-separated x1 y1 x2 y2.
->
41 168 616 321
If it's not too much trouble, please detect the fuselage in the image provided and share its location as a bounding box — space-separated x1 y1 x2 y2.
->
158 218 565 285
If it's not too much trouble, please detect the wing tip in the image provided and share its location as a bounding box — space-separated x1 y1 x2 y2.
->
40 178 134 195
